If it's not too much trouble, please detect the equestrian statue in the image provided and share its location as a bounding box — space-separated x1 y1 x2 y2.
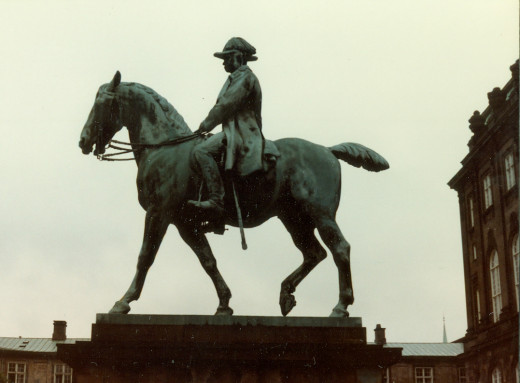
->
78 37 389 318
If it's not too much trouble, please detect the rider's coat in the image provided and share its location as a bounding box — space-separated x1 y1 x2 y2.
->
201 65 263 175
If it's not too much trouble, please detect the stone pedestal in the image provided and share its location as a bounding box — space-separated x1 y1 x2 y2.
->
58 314 401 383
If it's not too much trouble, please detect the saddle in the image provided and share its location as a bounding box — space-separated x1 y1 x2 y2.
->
212 136 280 173
195 139 280 236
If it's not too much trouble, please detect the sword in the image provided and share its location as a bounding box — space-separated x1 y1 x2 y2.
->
231 181 247 250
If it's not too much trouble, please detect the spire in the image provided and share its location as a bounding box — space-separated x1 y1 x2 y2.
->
443 316 448 343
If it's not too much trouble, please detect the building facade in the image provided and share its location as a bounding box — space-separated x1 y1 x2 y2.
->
449 60 519 383
383 344 465 383
0 321 84 383
373 324 465 383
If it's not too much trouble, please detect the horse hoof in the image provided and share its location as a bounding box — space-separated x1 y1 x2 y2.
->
109 301 131 314
280 294 296 316
329 307 349 318
215 306 233 316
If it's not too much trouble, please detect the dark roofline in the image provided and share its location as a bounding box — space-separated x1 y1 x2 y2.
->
0 349 59 358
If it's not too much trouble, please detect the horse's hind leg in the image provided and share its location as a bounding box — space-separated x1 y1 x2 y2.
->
315 217 353 318
278 214 327 316
109 211 169 314
177 226 233 315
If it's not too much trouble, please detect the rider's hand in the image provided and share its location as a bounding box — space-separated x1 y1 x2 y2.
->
195 121 212 135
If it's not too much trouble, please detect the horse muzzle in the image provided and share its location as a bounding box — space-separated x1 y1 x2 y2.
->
79 137 93 155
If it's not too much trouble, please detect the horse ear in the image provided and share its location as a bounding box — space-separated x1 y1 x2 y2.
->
109 71 121 90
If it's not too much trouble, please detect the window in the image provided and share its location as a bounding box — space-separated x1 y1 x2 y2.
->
415 367 433 383
469 198 475 227
7 362 26 383
505 153 516 190
513 234 519 310
459 367 467 383
54 364 73 383
483 175 493 209
491 367 502 383
490 251 502 322
383 367 390 383
475 289 481 322
473 245 478 261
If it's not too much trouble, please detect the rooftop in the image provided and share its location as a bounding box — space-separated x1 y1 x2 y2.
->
384 342 464 357
0 337 88 354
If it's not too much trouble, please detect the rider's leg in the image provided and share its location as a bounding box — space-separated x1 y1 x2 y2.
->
188 132 225 213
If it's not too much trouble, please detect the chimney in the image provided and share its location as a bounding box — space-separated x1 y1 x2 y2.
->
52 321 67 341
374 324 386 345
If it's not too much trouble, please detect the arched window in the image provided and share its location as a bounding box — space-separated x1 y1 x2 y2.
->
491 367 502 383
490 251 502 322
513 234 519 311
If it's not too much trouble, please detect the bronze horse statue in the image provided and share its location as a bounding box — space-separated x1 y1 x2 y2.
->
78 71 389 317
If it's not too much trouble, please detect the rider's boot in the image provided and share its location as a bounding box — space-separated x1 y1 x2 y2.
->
188 158 225 217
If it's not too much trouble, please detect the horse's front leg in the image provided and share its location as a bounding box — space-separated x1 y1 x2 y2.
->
109 210 168 314
177 225 233 315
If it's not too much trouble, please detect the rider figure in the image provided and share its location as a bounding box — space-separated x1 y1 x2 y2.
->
188 37 263 215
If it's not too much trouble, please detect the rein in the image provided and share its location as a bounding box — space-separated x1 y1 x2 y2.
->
97 133 202 161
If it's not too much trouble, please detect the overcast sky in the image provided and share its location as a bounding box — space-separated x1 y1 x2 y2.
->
0 1 517 343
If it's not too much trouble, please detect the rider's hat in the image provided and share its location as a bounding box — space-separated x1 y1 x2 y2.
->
214 37 258 61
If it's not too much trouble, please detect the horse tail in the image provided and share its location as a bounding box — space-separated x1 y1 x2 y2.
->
328 142 389 172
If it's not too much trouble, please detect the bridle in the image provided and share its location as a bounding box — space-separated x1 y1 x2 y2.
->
94 91 202 161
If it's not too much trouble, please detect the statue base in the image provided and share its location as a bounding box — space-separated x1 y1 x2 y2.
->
58 314 401 383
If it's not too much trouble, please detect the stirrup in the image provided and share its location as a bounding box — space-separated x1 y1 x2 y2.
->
187 199 225 215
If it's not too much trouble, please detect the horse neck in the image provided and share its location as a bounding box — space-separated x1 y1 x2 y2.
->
117 83 192 148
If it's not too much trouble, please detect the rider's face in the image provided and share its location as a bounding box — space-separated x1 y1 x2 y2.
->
223 53 242 73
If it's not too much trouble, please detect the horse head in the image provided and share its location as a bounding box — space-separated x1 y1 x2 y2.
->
79 71 123 156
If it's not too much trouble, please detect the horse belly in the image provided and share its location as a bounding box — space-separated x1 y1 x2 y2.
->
222 169 280 228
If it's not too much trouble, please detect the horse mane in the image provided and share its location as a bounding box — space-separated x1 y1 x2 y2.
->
122 82 192 135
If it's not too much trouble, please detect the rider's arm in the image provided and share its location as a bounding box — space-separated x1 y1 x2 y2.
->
200 71 253 132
